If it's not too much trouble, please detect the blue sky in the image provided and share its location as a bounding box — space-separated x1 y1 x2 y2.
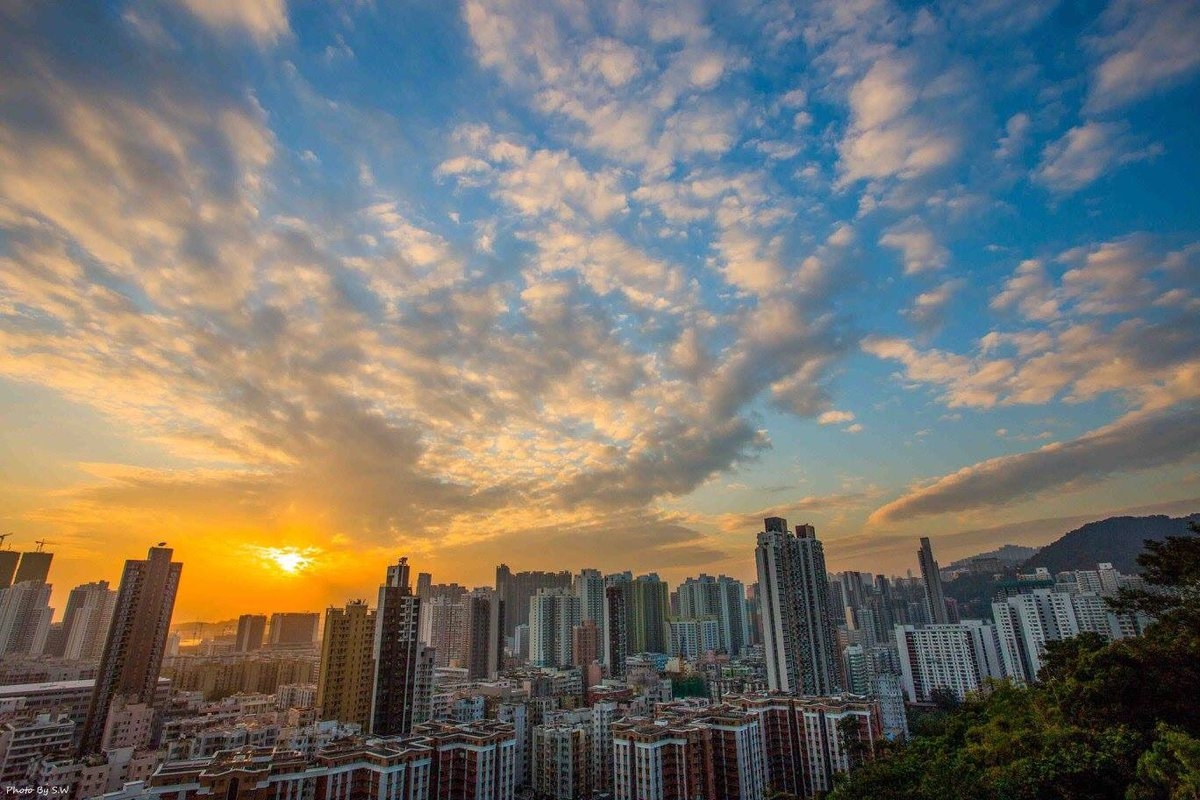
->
1 0 1198 617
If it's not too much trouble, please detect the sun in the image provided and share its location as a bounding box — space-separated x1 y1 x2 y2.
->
252 546 318 575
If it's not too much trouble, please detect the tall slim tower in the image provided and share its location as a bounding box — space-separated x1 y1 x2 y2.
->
630 574 669 654
371 557 425 735
461 588 504 680
317 600 376 730
755 518 840 695
574 569 607 663
918 537 950 625
604 578 632 677
59 581 117 661
80 545 182 755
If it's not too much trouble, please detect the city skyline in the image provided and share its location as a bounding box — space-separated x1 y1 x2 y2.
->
2 1 1200 621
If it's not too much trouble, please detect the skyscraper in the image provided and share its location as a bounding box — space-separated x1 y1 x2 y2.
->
59 581 117 661
574 569 607 663
0 551 19 589
13 551 52 585
604 581 631 677
419 595 464 668
234 614 267 652
495 564 573 637
370 557 425 735
0 580 53 656
461 588 504 680
529 588 581 668
572 619 601 667
630 574 670 654
677 574 752 656
80 545 182 754
918 537 950 625
317 600 376 730
755 518 840 695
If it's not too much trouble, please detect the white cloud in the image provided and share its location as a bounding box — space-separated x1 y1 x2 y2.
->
176 0 290 45
869 406 1200 524
1033 121 1160 194
879 217 948 274
991 259 1061 321
818 410 855 425
1085 0 1200 113
906 278 963 330
837 55 963 185
995 112 1031 161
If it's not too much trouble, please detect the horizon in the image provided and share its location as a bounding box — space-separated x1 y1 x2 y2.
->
2 1 1199 621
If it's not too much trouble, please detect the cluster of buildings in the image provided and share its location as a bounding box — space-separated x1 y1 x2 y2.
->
0 520 1154 799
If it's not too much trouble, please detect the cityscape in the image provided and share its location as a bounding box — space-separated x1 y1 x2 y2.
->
3 0 1200 798
0 513 1181 798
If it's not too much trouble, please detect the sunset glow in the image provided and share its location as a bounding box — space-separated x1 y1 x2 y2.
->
254 547 319 575
0 1 1197 622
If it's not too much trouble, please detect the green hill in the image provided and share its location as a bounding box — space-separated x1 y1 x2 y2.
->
1019 513 1200 574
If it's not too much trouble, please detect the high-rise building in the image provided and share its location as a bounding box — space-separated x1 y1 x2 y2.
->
0 551 19 589
234 614 267 652
417 720 519 800
13 551 52 585
533 722 593 800
991 587 1141 683
0 580 53 657
370 557 425 735
59 581 117 661
461 588 504 680
667 617 720 659
317 600 376 730
604 579 632 677
894 621 1006 703
529 589 581 668
630 574 669 655
268 612 319 649
80 545 182 755
755 518 840 694
496 564 573 637
611 707 767 800
571 620 600 668
419 595 465 668
677 574 752 656
917 537 950 625
513 623 530 663
574 569 607 664
416 572 432 599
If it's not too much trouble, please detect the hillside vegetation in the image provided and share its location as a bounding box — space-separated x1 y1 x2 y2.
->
829 522 1200 800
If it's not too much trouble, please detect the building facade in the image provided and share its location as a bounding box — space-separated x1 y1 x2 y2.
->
754 518 840 694
80 545 182 755
317 599 376 730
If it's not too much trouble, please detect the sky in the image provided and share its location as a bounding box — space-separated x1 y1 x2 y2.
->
1 0 1198 622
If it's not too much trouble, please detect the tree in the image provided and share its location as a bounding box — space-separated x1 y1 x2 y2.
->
1109 521 1200 626
1128 724 1200 800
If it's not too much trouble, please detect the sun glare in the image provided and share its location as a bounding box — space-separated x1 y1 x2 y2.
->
253 546 318 575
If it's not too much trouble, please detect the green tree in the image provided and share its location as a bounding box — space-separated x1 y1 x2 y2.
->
1127 724 1200 800
1109 520 1200 627
826 521 1200 800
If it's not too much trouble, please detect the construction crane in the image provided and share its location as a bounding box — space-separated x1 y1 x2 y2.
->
0 533 10 550
34 539 52 552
